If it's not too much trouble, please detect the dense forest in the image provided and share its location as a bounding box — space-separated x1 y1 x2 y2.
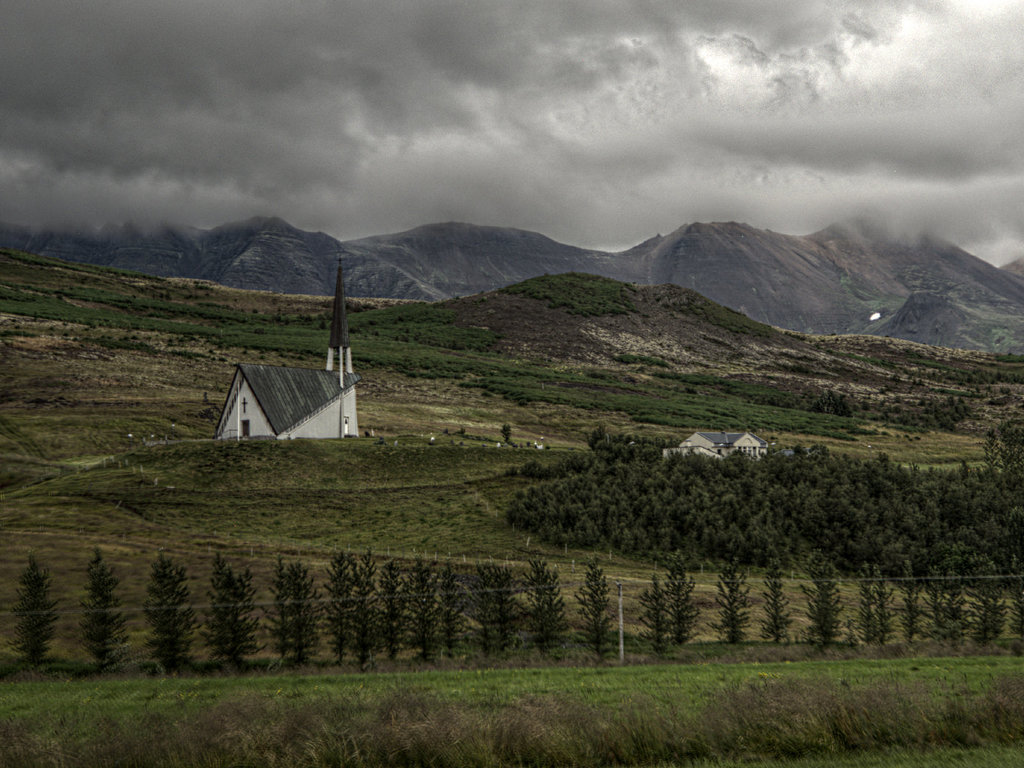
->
507 427 1024 576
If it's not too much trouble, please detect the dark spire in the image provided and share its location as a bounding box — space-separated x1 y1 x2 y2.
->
329 262 349 349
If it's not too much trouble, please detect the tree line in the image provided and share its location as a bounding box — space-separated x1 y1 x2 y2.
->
10 546 1024 672
507 426 1024 575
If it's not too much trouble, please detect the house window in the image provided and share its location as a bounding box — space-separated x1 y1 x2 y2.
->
241 420 250 437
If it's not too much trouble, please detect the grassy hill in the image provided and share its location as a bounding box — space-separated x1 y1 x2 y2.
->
2 248 1024 662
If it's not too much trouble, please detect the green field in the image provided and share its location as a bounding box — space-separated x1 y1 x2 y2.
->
3 657 1024 767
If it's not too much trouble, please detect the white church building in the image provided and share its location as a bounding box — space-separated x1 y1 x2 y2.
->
215 265 359 440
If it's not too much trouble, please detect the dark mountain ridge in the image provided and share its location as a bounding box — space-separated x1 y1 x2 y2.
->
3 216 1023 352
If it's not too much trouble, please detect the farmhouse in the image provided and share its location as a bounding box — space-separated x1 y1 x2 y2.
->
662 431 767 459
215 265 359 440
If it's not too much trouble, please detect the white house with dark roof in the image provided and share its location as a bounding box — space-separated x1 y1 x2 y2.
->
663 431 767 459
215 265 359 440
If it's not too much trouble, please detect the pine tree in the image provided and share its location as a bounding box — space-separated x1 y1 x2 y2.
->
712 559 750 644
351 550 378 666
639 574 669 655
204 553 259 668
576 559 610 657
289 560 320 664
802 552 842 647
1009 559 1024 639
269 557 293 661
925 570 965 644
759 559 790 643
13 554 58 667
438 562 465 655
268 558 320 665
856 564 893 645
324 551 356 663
81 548 128 670
378 559 405 659
968 573 1006 644
475 563 518 654
898 561 924 642
665 553 699 645
524 559 567 653
871 567 895 645
143 552 195 671
405 557 439 661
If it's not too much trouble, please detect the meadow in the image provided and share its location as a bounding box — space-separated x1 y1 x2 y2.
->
3 656 1024 767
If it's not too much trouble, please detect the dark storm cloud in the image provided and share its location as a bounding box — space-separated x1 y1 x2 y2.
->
1 0 1022 263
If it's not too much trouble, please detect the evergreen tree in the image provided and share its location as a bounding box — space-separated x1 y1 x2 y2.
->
856 564 893 645
289 560 320 664
378 559 405 659
925 570 965 644
13 554 58 667
324 551 356 663
81 548 128 670
898 561 924 642
475 563 518 654
438 562 465 655
759 559 790 643
801 552 842 647
204 553 259 668
1009 559 1024 639
967 573 1006 644
665 553 699 645
576 559 610 657
269 557 293 661
712 559 750 644
501 423 512 443
143 552 195 671
524 559 567 653
351 550 378 666
639 573 669 655
405 557 439 661
268 558 320 665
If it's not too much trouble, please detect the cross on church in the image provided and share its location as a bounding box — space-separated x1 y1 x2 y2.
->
241 397 247 414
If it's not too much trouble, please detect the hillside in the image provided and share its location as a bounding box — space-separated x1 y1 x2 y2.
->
4 216 1024 352
2 251 1021 470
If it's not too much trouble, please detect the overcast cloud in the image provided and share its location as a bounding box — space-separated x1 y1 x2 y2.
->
2 0 1022 263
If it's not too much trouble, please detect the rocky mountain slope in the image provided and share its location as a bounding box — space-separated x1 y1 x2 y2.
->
3 216 1024 352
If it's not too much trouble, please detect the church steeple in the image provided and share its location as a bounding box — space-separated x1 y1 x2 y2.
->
326 262 352 380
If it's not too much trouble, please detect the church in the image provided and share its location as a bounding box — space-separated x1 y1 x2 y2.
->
215 265 359 440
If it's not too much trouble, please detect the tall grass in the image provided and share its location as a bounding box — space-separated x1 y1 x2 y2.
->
4 675 1024 767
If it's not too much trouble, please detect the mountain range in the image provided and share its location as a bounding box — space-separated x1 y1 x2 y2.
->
3 216 1023 353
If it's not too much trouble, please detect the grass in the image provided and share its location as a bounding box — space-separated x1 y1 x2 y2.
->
3 657 1024 766
499 272 637 316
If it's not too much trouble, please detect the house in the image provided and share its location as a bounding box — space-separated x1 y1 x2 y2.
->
662 431 767 459
215 265 359 440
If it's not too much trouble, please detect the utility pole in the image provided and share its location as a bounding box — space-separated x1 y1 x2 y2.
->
617 581 624 663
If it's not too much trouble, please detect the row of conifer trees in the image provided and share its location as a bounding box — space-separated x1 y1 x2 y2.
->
9 548 1024 671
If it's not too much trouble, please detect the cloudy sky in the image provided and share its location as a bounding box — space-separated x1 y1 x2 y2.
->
2 0 1023 262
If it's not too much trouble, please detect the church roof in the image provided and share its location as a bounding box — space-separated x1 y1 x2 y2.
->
694 431 767 446
238 363 359 434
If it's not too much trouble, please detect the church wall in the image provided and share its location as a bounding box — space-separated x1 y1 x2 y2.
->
340 386 358 437
284 399 342 440
217 376 275 439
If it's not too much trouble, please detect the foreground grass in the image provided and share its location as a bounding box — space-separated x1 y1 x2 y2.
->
3 657 1023 767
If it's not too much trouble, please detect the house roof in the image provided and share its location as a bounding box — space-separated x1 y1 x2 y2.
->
695 431 767 446
238 363 359 434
